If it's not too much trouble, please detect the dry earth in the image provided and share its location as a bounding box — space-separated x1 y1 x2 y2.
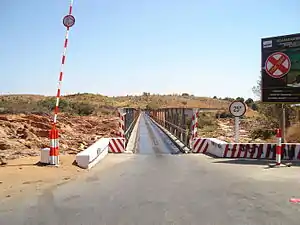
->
0 155 85 200
0 113 118 162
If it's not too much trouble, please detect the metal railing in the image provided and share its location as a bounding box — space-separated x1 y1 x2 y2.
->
122 108 140 144
147 108 196 148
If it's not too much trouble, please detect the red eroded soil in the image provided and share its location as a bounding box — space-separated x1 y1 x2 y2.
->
0 113 118 162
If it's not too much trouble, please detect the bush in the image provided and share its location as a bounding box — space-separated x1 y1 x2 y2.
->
236 97 245 102
198 113 217 128
216 111 234 119
37 98 71 112
145 101 159 110
70 102 95 116
286 123 300 142
251 103 258 111
250 128 275 140
245 98 254 106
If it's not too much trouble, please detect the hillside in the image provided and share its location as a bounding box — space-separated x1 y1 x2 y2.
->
0 93 278 162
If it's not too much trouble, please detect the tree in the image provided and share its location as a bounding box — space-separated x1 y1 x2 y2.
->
145 101 159 110
251 103 258 111
245 98 254 106
236 97 245 102
213 96 217 99
252 76 261 98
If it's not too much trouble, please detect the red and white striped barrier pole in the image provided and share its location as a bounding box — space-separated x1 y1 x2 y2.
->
276 128 282 166
49 0 75 166
190 109 199 149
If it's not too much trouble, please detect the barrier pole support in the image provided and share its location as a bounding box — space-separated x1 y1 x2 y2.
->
269 128 291 168
276 128 282 166
49 0 75 166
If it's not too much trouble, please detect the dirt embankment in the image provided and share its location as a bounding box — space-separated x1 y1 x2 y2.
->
0 113 118 162
198 117 273 143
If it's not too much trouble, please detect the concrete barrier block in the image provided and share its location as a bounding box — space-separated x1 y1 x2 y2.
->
192 138 210 153
224 143 300 160
40 148 50 164
192 137 300 160
207 138 228 157
108 138 126 153
76 138 110 169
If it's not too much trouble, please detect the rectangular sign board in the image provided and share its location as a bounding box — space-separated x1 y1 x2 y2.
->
261 33 300 103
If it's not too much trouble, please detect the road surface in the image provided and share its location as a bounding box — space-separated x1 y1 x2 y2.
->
1 114 300 224
135 113 180 154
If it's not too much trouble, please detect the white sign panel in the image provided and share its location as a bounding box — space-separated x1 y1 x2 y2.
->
229 101 246 117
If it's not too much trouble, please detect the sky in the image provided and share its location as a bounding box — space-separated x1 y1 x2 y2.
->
0 0 299 99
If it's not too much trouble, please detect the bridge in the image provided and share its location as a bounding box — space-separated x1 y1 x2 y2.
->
1 108 300 225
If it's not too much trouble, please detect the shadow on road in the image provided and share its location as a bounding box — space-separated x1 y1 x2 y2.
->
0 161 51 168
212 159 300 169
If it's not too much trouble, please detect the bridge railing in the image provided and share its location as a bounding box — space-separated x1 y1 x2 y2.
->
147 108 194 148
147 108 221 150
120 108 140 145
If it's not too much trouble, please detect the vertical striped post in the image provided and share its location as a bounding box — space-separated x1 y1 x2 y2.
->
49 128 59 165
276 128 282 166
118 109 125 139
190 108 199 149
49 0 74 166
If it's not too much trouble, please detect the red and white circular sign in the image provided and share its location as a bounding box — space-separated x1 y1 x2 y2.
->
63 15 75 28
265 52 291 78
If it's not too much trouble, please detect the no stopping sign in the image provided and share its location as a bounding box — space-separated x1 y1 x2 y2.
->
63 15 75 28
265 52 291 78
229 101 246 117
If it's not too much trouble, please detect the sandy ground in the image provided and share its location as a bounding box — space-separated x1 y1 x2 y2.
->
0 155 85 200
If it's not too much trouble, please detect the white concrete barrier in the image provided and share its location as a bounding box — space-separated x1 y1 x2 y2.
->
40 148 50 164
76 138 110 169
208 138 228 157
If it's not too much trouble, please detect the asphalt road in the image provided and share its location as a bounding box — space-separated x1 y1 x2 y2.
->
1 114 300 224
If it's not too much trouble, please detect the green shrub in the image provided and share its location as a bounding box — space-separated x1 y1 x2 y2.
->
37 98 71 113
250 128 275 140
71 102 95 116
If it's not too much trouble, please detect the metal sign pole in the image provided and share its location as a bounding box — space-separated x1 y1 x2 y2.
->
234 116 240 143
282 104 286 142
229 100 246 143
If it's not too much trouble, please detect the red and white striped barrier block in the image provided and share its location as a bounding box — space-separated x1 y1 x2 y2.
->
192 138 209 153
192 137 300 160
223 143 300 160
108 138 126 153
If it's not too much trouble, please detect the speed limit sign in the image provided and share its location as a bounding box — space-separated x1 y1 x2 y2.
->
229 101 246 117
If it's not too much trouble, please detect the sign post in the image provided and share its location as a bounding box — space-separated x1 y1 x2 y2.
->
234 117 240 143
229 101 246 143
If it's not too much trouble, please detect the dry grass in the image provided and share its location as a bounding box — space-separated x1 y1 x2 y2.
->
0 93 246 114
286 123 300 142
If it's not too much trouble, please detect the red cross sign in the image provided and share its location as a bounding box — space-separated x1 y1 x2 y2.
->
265 52 291 78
